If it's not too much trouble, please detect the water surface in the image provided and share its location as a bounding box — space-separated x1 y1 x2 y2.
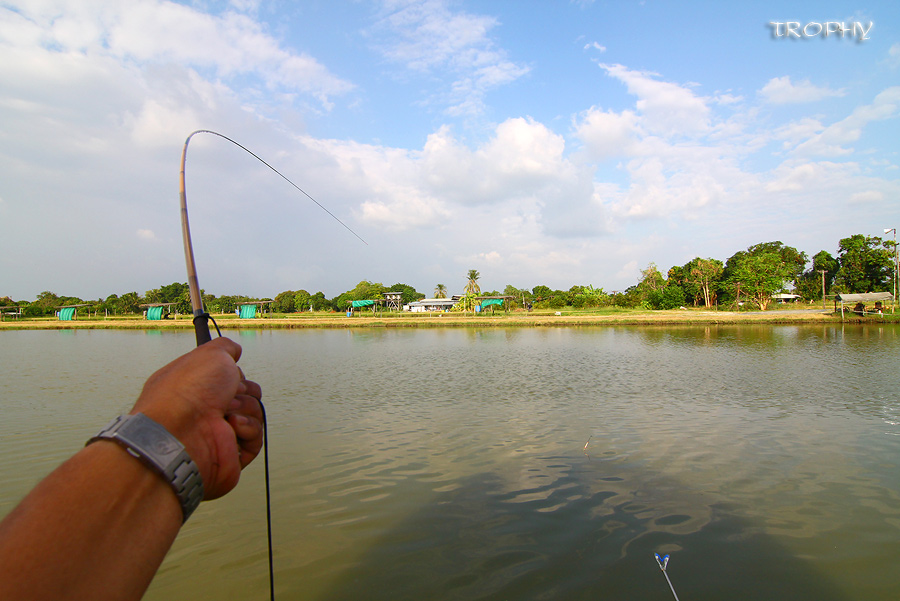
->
2 326 899 600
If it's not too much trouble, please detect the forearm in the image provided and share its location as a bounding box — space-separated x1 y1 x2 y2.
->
0 441 182 601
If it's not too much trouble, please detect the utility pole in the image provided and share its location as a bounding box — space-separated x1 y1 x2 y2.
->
886 228 898 311
818 269 826 310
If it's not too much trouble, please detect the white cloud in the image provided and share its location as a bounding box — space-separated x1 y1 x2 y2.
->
759 76 845 104
792 87 900 156
573 107 640 160
2 1 899 301
371 0 529 115
583 41 606 52
599 63 711 137
4 0 354 110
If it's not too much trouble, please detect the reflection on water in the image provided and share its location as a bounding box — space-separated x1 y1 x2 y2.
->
2 325 899 600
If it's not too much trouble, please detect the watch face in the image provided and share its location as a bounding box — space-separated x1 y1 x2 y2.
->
114 415 182 462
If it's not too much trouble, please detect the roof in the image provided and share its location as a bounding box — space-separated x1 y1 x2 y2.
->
835 292 893 302
409 298 457 306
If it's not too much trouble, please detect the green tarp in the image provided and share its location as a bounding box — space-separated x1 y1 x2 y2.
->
480 299 504 308
146 306 165 320
351 300 375 308
239 304 258 319
59 307 76 321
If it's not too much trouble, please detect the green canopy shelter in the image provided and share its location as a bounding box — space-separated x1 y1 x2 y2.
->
140 303 178 320
475 296 513 314
237 301 275 319
57 304 90 321
347 299 379 316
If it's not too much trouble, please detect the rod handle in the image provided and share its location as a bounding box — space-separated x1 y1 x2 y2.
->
193 313 212 346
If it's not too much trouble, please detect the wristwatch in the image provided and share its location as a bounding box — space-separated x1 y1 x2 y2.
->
87 413 204 522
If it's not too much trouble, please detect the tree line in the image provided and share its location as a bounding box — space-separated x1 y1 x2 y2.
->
2 233 895 317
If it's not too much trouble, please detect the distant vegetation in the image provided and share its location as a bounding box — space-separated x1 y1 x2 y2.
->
2 233 896 317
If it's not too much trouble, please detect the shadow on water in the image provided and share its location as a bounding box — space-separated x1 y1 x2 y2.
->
290 464 849 601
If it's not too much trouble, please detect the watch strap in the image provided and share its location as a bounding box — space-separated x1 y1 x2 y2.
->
87 413 204 522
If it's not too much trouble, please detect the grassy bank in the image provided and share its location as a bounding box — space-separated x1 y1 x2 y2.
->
3 305 894 331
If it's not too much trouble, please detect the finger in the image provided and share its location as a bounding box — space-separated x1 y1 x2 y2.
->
228 411 263 442
228 392 263 420
242 379 262 401
207 336 242 362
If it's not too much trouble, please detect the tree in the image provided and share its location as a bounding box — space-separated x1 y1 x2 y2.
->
531 285 551 301
686 258 723 308
309 292 330 311
433 284 447 299
796 251 838 301
293 290 311 312
646 285 685 310
833 234 894 293
332 281 388 311
750 241 807 288
273 291 296 313
502 284 530 309
118 292 141 314
464 270 481 295
146 282 191 315
724 246 796 310
571 285 606 308
638 263 665 293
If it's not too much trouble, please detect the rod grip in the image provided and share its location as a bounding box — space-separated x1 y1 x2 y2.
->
193 313 213 346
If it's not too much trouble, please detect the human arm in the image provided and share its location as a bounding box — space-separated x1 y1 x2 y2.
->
0 337 263 601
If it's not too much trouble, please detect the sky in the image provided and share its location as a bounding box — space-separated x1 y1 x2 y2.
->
1 0 899 302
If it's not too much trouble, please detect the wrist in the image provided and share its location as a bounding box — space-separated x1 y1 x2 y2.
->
87 414 204 522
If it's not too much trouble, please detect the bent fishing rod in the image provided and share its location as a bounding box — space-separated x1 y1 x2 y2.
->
180 129 366 344
178 129 367 600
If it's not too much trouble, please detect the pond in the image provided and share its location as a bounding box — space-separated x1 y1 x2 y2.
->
2 325 899 600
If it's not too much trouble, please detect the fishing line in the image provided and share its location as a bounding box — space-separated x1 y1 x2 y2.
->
179 129 367 601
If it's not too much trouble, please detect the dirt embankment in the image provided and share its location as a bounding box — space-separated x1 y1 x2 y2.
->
0 308 862 331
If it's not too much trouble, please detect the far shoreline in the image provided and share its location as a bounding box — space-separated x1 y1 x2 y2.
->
2 307 892 331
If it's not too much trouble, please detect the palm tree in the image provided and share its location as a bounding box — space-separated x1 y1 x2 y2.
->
464 269 481 295
434 284 447 299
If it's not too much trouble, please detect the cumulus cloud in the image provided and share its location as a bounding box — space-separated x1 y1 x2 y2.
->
598 63 712 137
759 76 845 104
3 0 353 110
573 107 640 160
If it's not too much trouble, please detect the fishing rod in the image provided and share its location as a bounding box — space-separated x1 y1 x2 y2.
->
179 129 367 600
655 553 681 601
179 129 367 344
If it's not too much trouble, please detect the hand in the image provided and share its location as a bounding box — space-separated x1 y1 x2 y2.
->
130 337 264 500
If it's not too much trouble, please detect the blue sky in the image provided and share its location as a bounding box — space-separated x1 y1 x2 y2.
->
1 0 899 301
